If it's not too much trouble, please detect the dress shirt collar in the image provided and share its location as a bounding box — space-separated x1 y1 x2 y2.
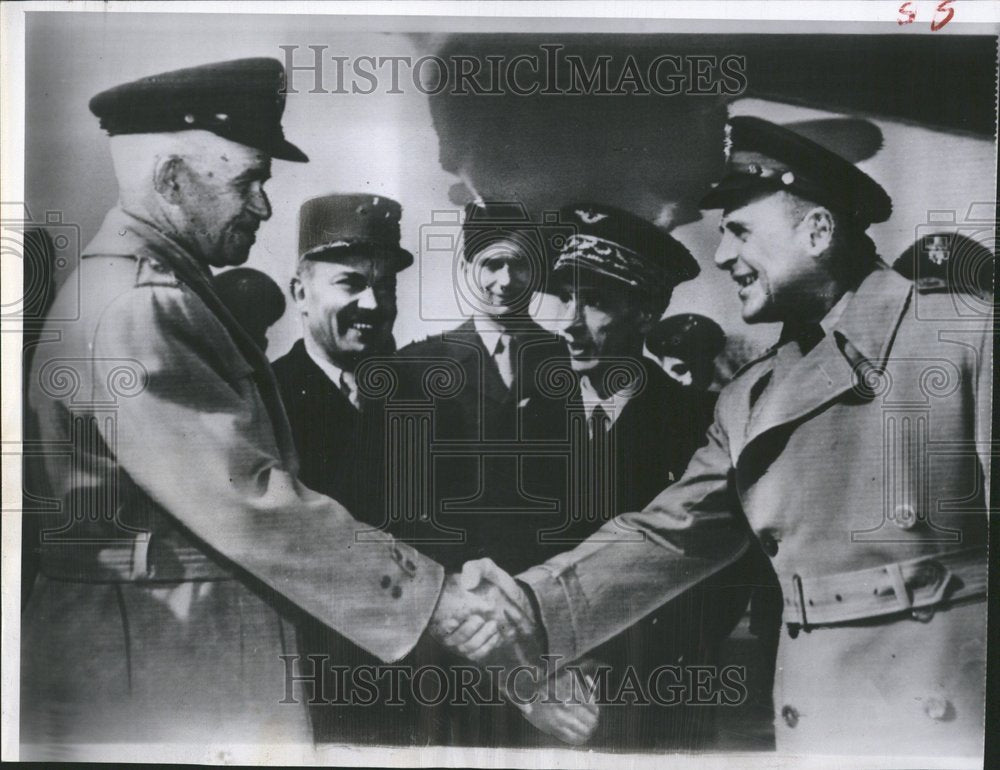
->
578 373 636 429
303 334 356 406
473 315 509 355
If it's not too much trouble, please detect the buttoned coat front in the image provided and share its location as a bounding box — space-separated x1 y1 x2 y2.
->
21 209 444 751
520 267 991 757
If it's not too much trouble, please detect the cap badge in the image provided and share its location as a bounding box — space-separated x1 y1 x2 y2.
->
576 209 608 225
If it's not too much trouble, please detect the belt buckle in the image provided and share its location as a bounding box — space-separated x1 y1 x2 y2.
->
904 559 951 622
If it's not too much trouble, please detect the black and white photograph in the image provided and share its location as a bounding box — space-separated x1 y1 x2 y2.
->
1 2 997 767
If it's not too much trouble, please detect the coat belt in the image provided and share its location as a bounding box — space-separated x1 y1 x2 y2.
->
782 546 987 629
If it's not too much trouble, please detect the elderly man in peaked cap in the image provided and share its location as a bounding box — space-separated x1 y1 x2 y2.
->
443 117 991 758
21 59 522 753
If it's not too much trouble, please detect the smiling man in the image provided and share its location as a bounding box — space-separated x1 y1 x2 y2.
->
272 193 406 516
516 204 751 749
442 117 991 758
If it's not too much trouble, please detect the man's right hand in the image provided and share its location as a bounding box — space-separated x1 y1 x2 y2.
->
428 558 539 660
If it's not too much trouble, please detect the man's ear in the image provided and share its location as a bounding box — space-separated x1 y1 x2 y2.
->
801 207 835 256
152 155 187 205
289 274 307 310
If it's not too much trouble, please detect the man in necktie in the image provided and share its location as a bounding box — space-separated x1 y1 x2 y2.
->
390 201 572 744
271 193 414 743
273 193 407 516
516 203 753 749
393 201 568 571
443 117 991 759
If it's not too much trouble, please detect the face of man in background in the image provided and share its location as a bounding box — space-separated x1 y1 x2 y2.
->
556 276 647 376
464 237 534 319
291 254 398 369
174 142 273 268
713 192 825 324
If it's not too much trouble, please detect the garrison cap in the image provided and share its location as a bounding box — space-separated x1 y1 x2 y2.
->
552 203 699 302
89 57 308 162
700 116 892 227
893 232 994 299
298 193 413 270
646 313 726 361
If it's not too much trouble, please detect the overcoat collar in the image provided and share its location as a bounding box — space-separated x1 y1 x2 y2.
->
736 266 913 462
84 207 297 462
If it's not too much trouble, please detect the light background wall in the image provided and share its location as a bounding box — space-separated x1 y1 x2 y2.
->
26 13 996 365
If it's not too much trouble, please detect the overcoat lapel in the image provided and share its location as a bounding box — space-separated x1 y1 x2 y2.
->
736 268 913 464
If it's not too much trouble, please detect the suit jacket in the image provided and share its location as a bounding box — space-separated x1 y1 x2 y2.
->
387 319 570 570
272 339 382 523
518 267 991 756
518 359 755 748
21 208 444 747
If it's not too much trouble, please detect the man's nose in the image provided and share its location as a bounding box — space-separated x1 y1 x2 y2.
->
714 232 738 271
357 286 378 310
248 188 272 221
561 298 584 332
493 265 511 289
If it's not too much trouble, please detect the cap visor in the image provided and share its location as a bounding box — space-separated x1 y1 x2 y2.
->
271 139 309 163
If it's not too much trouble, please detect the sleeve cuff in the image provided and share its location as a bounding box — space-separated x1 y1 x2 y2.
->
516 565 578 662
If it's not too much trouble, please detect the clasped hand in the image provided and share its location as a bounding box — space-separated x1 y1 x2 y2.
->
428 557 536 660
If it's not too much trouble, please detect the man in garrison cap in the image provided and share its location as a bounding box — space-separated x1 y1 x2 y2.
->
20 59 518 753
510 204 752 749
442 117 991 758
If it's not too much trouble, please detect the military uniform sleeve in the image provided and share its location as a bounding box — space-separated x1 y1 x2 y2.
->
517 400 750 662
92 283 445 662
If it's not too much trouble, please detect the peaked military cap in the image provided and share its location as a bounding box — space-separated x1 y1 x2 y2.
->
700 116 892 227
552 203 699 300
893 232 994 299
89 58 308 162
646 313 726 361
298 193 413 270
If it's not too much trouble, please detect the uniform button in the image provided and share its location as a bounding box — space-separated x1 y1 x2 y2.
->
923 696 951 721
391 585 403 599
781 705 799 728
893 504 918 530
759 531 779 557
380 575 391 589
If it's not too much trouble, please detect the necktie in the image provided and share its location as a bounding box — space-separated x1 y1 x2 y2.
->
339 370 359 409
494 333 515 389
588 403 611 440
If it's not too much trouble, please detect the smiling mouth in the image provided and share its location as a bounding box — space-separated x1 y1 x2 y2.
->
734 272 758 290
349 321 376 332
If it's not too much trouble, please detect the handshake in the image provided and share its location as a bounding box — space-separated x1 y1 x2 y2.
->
427 558 599 745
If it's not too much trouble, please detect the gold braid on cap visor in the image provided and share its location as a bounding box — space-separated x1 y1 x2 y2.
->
554 234 672 297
